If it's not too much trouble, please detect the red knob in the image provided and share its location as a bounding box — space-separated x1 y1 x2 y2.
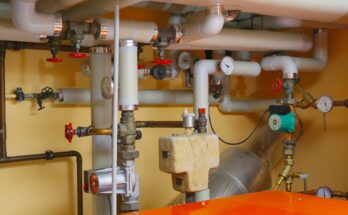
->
69 52 88 58
152 59 173 65
271 78 283 93
46 57 63 63
198 108 206 114
65 123 75 143
138 64 146 69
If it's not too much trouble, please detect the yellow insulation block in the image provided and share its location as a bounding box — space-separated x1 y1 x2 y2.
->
159 133 219 193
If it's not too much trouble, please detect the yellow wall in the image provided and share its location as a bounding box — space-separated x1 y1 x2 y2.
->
2 6 348 215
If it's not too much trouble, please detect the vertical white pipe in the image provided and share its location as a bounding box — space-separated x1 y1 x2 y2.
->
90 46 113 215
119 40 139 109
112 1 120 215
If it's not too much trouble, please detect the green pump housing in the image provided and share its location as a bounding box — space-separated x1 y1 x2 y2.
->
268 112 296 133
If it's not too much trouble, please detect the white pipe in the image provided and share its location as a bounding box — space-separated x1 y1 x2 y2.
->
112 2 120 215
96 19 158 43
193 58 261 117
11 0 63 36
169 28 312 52
0 20 41 43
261 29 328 78
35 0 87 13
237 16 348 30
119 40 139 110
57 88 219 105
219 76 278 113
90 46 113 215
181 5 225 43
62 0 144 21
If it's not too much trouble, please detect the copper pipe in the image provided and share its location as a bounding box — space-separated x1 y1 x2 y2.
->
0 150 83 215
88 128 112 135
135 121 183 128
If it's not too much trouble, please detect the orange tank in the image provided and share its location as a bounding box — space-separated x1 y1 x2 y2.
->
122 191 348 215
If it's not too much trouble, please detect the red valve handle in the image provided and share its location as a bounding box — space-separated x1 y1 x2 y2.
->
152 59 173 65
271 78 283 93
138 64 146 69
46 57 63 63
69 52 88 58
65 123 75 143
198 108 206 114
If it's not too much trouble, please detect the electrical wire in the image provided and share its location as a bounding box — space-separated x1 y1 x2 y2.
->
208 107 269 145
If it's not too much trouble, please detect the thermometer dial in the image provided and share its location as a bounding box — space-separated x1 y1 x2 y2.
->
316 95 333 113
101 77 114 99
315 186 333 199
220 56 234 75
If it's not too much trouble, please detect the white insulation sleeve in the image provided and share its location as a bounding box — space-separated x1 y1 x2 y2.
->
119 40 139 109
58 88 90 105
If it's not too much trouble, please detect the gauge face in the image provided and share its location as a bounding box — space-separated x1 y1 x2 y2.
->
177 51 193 70
268 114 281 131
220 56 234 75
315 186 333 199
101 77 114 99
316 95 333 113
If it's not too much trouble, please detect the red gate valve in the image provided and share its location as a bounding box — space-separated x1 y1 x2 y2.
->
69 52 88 58
138 64 146 69
271 78 283 93
46 57 63 63
65 123 75 143
152 59 173 65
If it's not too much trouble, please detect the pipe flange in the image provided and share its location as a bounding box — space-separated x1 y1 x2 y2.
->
53 14 63 36
93 19 110 40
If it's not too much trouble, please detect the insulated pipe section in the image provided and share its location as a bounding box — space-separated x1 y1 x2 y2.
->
193 58 262 117
36 0 87 13
0 20 41 43
181 5 225 43
261 29 328 78
90 46 113 215
219 76 278 113
58 89 219 106
11 0 63 36
119 40 138 110
93 19 158 43
169 28 312 52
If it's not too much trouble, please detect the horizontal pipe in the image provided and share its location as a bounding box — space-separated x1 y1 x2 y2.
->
135 121 183 128
0 151 83 215
93 19 158 43
62 0 144 21
261 29 327 77
36 0 87 13
169 28 312 52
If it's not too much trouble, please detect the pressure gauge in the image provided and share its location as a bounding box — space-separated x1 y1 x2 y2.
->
177 51 193 70
220 56 234 75
316 95 334 113
315 186 333 199
101 77 114 99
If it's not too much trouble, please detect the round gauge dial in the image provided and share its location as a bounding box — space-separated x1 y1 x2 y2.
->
101 77 114 99
177 51 193 70
315 186 333 199
316 95 333 113
220 56 234 75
